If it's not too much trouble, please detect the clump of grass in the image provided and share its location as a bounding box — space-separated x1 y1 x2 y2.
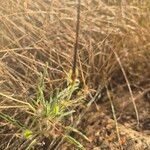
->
0 67 88 149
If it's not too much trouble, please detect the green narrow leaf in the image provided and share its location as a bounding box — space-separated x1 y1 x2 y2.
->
65 135 85 150
45 102 51 116
60 110 75 118
0 112 24 128
53 104 59 115
66 126 90 142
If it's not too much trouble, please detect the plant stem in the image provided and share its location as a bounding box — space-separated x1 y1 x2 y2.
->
72 0 81 81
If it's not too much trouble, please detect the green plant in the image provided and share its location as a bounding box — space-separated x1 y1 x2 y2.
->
0 67 88 149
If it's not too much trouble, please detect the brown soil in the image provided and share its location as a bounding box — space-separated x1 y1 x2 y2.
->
59 86 150 150
77 88 150 150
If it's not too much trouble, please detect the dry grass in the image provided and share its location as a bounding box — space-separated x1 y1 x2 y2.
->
0 0 150 149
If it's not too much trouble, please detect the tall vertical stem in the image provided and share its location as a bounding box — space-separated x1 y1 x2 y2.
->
72 0 81 81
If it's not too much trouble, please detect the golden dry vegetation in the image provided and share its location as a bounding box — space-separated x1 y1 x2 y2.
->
0 0 150 149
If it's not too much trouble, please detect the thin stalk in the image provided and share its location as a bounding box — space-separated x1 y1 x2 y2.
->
72 0 81 81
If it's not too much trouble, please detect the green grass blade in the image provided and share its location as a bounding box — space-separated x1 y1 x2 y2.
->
0 112 25 128
65 135 85 150
66 126 90 142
